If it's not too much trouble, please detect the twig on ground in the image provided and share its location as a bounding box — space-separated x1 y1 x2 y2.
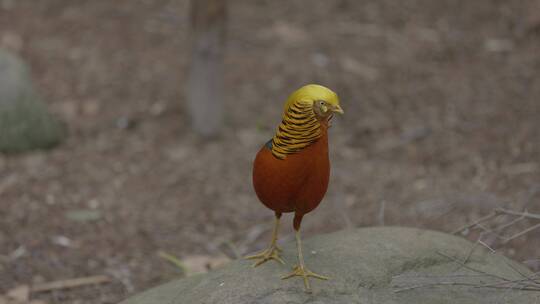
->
436 251 511 282
455 239 481 271
393 273 492 279
502 222 540 243
494 208 540 220
31 275 110 293
492 214 526 234
521 186 540 210
394 281 540 293
454 207 540 246
378 200 386 226
221 240 241 259
454 231 495 272
477 276 539 289
157 250 187 273
452 211 499 235
397 207 540 294
502 260 540 288
478 239 496 253
394 252 540 293
394 281 480 293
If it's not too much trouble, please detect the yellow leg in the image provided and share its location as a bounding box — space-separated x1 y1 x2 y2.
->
245 215 285 267
281 230 329 293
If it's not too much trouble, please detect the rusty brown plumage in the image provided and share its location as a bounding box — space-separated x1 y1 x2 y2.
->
246 84 343 293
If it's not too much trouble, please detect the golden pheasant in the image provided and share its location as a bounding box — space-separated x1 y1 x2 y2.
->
246 84 343 292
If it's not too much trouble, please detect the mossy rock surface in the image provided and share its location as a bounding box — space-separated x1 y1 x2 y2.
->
120 227 540 304
0 49 64 153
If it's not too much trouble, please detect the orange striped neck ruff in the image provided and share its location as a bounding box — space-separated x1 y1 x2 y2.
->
271 100 328 159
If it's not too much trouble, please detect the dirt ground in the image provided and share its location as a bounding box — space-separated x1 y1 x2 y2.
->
1 0 539 303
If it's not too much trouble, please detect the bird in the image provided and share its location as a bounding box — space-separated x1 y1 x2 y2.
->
246 84 343 292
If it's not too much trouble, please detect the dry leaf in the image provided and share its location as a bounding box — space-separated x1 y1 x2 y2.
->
6 285 29 302
182 255 230 276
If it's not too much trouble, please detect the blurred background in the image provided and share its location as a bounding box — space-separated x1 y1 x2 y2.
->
0 0 539 303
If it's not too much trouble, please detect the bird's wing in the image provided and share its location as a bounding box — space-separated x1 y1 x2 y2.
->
264 139 273 150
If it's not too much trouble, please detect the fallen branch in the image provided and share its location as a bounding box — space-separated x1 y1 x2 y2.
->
441 251 540 288
454 207 540 245
396 207 540 294
452 211 499 235
501 222 540 243
394 281 481 293
394 252 540 293
394 281 540 293
436 251 511 283
495 208 540 221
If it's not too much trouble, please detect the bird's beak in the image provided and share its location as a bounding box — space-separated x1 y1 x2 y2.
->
332 104 344 114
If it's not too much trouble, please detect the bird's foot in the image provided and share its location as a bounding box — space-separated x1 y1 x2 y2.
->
245 245 285 267
281 265 329 293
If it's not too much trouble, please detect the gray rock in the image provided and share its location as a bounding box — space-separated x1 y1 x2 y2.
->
0 49 63 153
121 227 540 304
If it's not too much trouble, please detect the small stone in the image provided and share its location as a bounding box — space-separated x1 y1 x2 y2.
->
9 246 26 260
0 49 64 153
413 179 427 190
149 102 165 116
51 235 73 247
88 199 100 209
484 38 513 52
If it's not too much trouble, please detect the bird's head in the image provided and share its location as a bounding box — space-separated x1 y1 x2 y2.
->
285 84 344 119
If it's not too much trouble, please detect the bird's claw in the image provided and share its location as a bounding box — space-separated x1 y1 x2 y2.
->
281 265 329 293
245 246 285 267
